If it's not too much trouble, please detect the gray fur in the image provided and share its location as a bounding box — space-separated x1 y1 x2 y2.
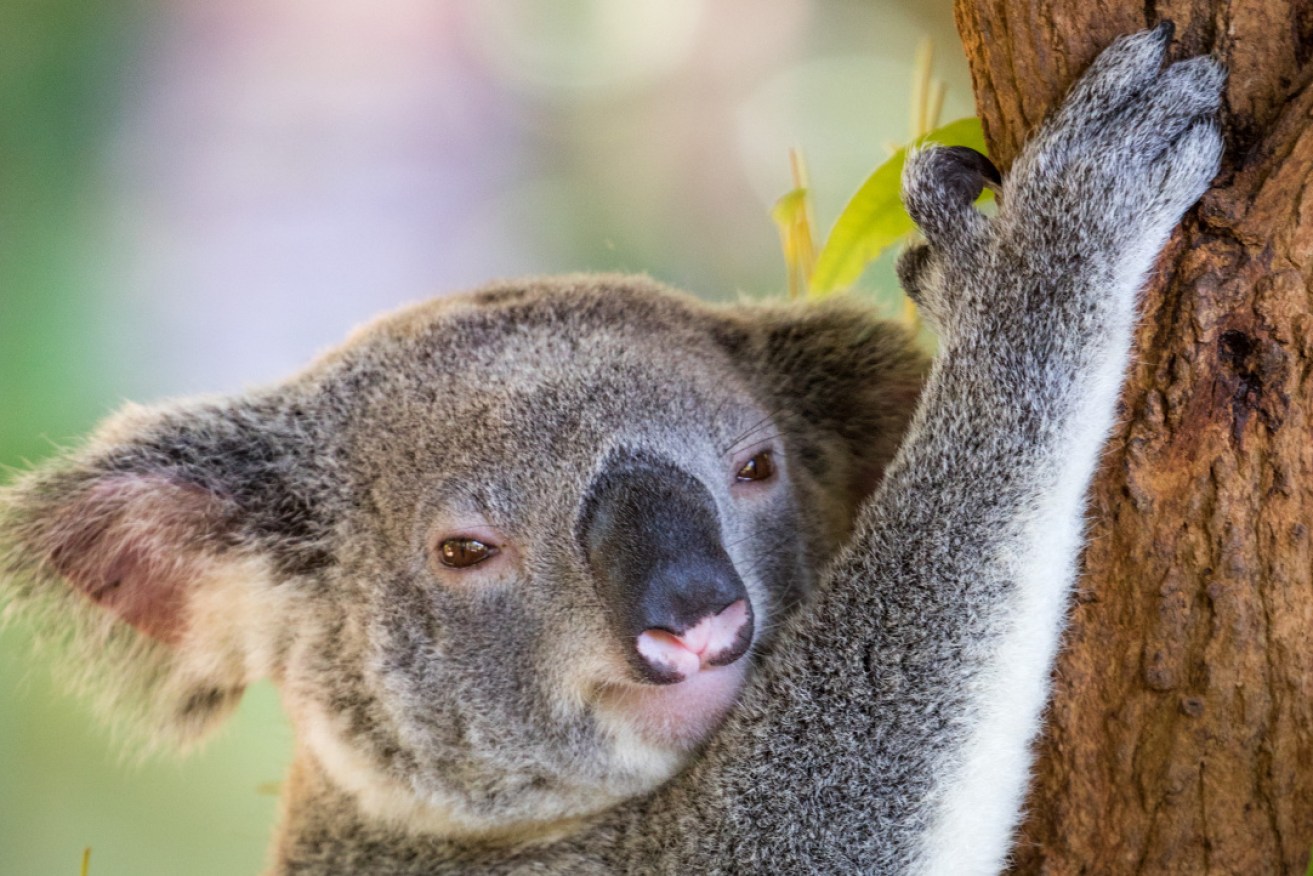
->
0 27 1222 875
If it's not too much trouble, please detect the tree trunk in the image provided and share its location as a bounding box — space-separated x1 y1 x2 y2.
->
953 2 1313 873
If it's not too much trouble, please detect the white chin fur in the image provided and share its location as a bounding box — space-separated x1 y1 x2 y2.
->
599 661 748 752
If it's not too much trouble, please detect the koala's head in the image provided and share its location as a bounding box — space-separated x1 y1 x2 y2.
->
0 276 923 838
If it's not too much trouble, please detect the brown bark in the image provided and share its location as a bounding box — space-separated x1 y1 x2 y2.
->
954 2 1313 873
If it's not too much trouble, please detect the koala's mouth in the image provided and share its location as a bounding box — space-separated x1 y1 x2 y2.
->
600 659 749 751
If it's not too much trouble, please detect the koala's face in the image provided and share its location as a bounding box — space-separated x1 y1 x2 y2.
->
0 276 924 839
290 286 826 833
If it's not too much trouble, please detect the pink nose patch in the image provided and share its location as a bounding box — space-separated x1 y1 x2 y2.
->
636 599 750 682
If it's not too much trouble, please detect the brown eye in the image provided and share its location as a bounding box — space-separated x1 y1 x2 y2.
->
735 451 775 482
438 537 497 568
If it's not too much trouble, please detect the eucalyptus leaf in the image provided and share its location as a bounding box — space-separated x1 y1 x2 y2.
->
771 186 816 299
771 187 810 227
809 117 988 297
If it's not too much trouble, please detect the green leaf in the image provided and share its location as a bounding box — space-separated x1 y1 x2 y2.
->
808 117 988 297
770 187 810 227
771 186 817 300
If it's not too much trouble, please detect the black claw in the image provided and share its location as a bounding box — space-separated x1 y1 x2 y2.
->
1153 20 1175 43
936 146 1001 204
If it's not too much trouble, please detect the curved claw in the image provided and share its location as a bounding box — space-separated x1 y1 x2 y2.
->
902 145 998 251
935 146 1002 203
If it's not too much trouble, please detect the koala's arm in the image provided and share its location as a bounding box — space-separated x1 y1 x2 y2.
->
597 26 1224 874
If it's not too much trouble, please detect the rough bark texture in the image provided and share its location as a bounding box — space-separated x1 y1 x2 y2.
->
954 2 1313 873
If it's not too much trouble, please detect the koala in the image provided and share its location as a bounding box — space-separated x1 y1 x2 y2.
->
0 25 1222 875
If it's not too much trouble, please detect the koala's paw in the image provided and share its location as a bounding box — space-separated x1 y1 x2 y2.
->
902 146 999 252
898 24 1225 339
1008 23 1225 261
899 146 1001 329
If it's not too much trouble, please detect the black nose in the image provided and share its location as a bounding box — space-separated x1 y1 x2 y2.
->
579 457 754 684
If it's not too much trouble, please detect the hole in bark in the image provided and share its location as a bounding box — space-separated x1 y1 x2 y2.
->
1218 330 1266 440
1219 329 1253 361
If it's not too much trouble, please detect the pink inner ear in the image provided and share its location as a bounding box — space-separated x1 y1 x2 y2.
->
45 475 223 647
82 535 190 646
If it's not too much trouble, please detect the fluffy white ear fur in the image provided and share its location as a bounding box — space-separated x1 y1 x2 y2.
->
0 432 286 753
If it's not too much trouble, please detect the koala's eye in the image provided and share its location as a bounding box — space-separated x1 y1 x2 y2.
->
438 537 497 568
735 451 775 482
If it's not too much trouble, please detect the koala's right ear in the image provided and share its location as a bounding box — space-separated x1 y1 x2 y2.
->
0 396 330 751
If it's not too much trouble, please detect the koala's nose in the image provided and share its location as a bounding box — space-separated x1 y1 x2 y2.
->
579 457 755 685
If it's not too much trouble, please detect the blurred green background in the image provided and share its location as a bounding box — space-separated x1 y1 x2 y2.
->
0 1 971 872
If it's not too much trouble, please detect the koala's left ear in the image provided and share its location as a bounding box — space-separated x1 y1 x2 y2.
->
0 396 331 750
715 297 927 525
